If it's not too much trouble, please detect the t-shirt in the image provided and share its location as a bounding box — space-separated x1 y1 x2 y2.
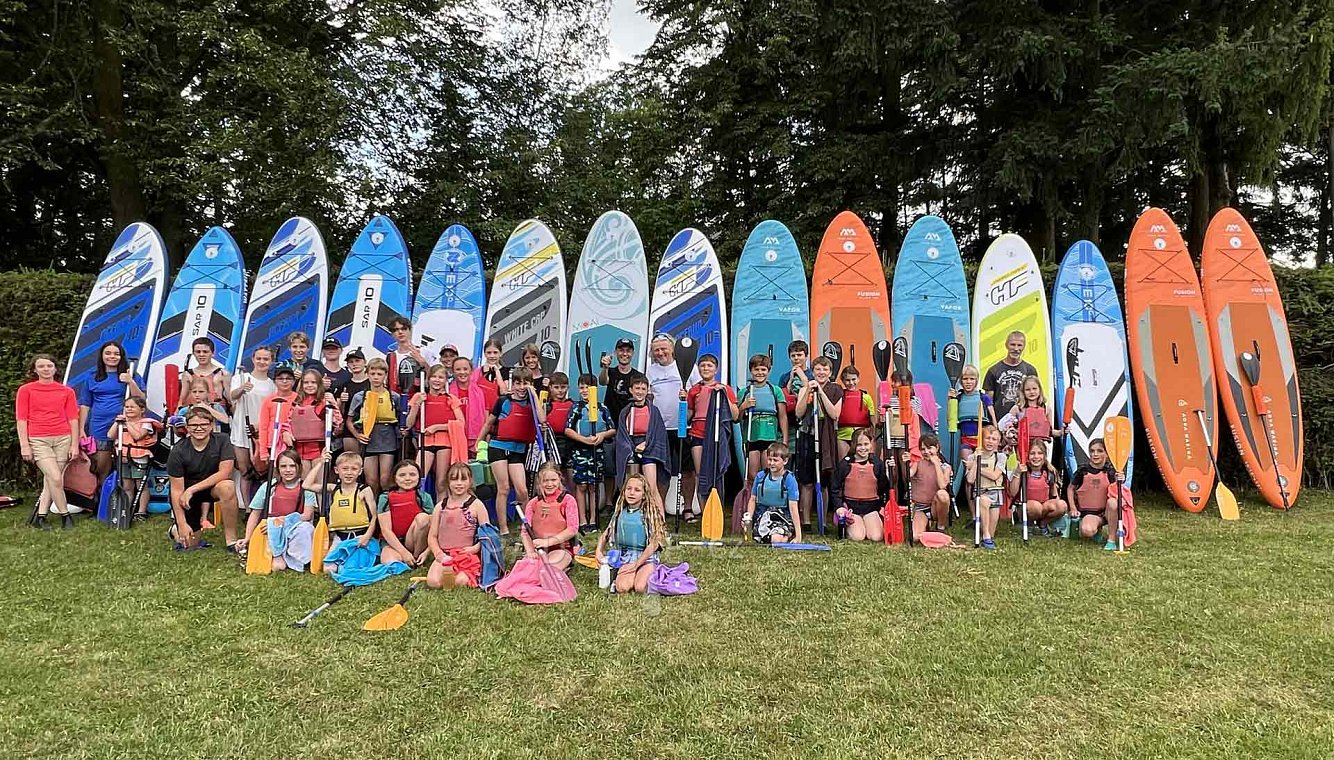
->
983 359 1039 414
686 383 738 439
336 377 371 432
228 372 275 449
321 365 351 391
646 361 700 431
604 366 647 429
565 401 614 448
247 482 318 513
77 371 145 442
16 381 79 437
167 433 236 487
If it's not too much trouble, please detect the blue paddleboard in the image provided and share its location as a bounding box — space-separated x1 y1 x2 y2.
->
892 215 969 462
650 229 728 382
236 217 329 365
413 224 486 362
145 227 247 417
327 215 412 363
565 211 650 377
1052 240 1133 484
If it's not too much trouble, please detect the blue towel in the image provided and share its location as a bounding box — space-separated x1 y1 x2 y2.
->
266 516 313 572
325 538 410 586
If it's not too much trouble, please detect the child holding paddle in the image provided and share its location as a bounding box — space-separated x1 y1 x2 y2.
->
596 473 667 593
426 462 491 589
965 424 1007 550
835 366 878 459
477 368 545 535
304 450 378 569
998 375 1062 452
347 358 403 494
908 433 952 539
111 396 161 521
792 356 841 529
520 463 579 571
685 354 739 477
239 449 318 571
1009 440 1067 536
830 428 888 542
375 459 434 566
406 364 467 490
566 374 614 531
520 343 550 394
544 372 575 475
738 354 789 499
291 368 340 477
1066 438 1124 550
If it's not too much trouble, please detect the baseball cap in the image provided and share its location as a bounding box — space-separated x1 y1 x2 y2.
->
273 365 296 378
322 336 342 349
345 348 366 362
441 343 459 354
615 338 635 350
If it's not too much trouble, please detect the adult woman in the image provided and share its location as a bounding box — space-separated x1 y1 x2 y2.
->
77 341 144 489
228 346 276 504
16 354 81 529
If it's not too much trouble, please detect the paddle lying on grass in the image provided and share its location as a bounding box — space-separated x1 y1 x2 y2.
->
1239 350 1292 512
292 586 352 628
1103 415 1131 554
675 540 832 552
1194 408 1240 521
363 577 427 631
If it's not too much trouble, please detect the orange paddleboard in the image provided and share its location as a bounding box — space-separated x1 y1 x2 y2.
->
1201 208 1302 509
811 212 891 381
1125 208 1217 512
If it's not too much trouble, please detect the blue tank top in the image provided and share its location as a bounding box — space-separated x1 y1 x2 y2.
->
753 472 794 510
613 508 648 551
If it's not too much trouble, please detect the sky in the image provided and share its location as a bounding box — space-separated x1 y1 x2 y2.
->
606 0 659 66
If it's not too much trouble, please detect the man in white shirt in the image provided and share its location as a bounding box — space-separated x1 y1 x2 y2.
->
645 333 701 515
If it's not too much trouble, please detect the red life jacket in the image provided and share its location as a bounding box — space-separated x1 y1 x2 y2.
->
387 489 425 538
268 482 304 518
1022 406 1052 439
844 460 878 501
186 367 226 405
530 493 573 550
422 393 456 447
1023 469 1054 503
546 398 573 435
495 398 536 443
436 496 478 550
910 461 941 505
476 366 502 412
625 404 650 436
838 389 871 428
1076 468 1111 510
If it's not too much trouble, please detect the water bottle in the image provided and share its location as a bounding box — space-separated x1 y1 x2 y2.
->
598 561 611 590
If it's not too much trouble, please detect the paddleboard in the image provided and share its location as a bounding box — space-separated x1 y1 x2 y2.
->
1126 208 1216 512
565 210 650 378
650 229 728 382
326 215 412 363
414 224 486 362
971 234 1052 410
66 223 168 392
483 219 567 372
892 215 968 452
236 217 329 365
1052 240 1133 484
1202 208 1302 509
145 227 247 417
811 211 890 382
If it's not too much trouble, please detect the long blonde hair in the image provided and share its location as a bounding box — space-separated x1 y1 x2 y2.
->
604 473 666 549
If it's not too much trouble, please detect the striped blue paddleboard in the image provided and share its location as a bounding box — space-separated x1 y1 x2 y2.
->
566 210 650 377
1052 240 1133 484
237 217 329 365
414 224 486 362
650 229 728 383
66 223 168 391
145 227 246 417
327 215 412 363
892 215 969 462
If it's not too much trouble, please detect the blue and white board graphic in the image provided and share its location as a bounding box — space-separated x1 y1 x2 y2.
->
236 217 329 365
565 210 650 377
483 220 567 371
145 227 247 417
1052 240 1133 484
650 229 727 382
414 224 486 362
892 215 969 461
66 223 168 393
327 215 411 363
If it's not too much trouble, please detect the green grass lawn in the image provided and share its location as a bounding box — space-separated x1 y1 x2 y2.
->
3 490 1332 759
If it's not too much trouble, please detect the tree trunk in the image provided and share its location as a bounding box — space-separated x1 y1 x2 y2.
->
1188 168 1210 257
91 0 146 232
1324 123 1334 267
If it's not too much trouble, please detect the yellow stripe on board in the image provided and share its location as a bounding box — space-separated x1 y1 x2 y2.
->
496 243 558 282
978 293 1051 383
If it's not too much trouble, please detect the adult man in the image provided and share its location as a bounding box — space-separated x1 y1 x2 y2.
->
983 331 1039 416
600 338 648 497
645 333 701 511
167 406 241 551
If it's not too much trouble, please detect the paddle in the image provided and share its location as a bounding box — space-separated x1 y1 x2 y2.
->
292 585 352 628
1103 416 1131 553
676 540 832 552
973 400 984 548
98 358 136 525
516 507 577 602
872 340 891 382
890 337 912 546
673 336 697 532
1018 415 1030 542
1194 409 1240 520
944 342 965 436
310 407 332 574
362 577 428 631
1239 351 1291 512
813 380 826 536
246 398 285 575
701 388 725 541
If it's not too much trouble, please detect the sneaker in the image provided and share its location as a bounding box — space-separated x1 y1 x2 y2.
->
133 512 148 523
61 513 75 530
981 538 997 550
31 514 51 531
1103 540 1118 552
1039 525 1050 537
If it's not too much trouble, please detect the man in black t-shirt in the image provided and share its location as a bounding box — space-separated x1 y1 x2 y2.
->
167 406 239 551
599 338 647 489
983 331 1039 416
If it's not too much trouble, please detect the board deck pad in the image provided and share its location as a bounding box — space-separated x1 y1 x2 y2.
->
1202 208 1302 509
327 215 412 363
413 224 486 362
484 219 567 370
971 234 1052 410
650 229 728 382
566 210 650 377
1052 240 1133 483
236 217 329 365
1126 208 1216 512
812 211 890 384
146 226 247 417
66 223 168 392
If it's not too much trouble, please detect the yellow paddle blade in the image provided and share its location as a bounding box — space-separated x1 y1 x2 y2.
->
1103 416 1131 474
572 554 599 569
310 518 329 575
1217 481 1241 521
245 522 272 576
362 604 408 631
701 489 724 541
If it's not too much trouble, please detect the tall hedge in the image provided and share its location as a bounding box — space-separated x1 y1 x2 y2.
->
1 266 1330 490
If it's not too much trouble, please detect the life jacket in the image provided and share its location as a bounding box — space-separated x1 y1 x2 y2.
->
530 492 573 548
290 398 328 442
571 401 608 437
957 391 984 427
843 460 879 501
838 389 872 428
387 350 424 396
690 383 725 426
421 393 459 447
494 398 536 444
186 366 226 405
753 471 792 510
328 484 370 531
436 496 479 550
476 365 503 412
119 419 160 459
740 382 784 441
623 403 651 436
1023 468 1055 503
386 489 426 538
546 398 573 435
267 481 305 518
910 460 941 505
977 451 1006 490
611 507 649 552
356 389 397 438
1022 406 1052 439
1075 467 1112 510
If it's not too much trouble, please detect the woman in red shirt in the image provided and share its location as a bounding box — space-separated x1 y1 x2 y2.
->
16 354 81 529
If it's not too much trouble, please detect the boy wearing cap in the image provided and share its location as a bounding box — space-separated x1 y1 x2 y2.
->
320 336 351 391
337 349 370 454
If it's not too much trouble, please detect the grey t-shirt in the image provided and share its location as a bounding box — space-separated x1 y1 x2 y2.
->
983 359 1039 413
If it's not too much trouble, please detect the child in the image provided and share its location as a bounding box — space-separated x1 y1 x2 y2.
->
255 365 298 466
347 358 403 493
520 343 550 394
240 449 318 571
965 424 1007 549
615 376 668 489
407 364 467 491
426 462 491 589
448 356 486 457
835 365 878 458
335 349 370 454
830 428 889 542
476 339 511 412
1065 438 1123 550
228 346 276 504
477 367 545 535
738 354 789 496
909 433 953 539
595 473 667 593
386 316 432 398
178 337 231 421
303 450 377 570
277 331 322 376
544 371 574 477
291 368 340 476
375 459 434 565
742 442 803 544
777 340 811 447
881 368 920 500
566 374 614 532
110 396 161 521
999 375 1062 451
684 354 739 484
948 365 995 464
176 379 230 431
1009 439 1068 535
520 463 579 571
792 356 841 528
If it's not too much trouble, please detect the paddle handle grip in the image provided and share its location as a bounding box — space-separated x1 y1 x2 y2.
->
1250 386 1269 415
677 399 687 437
947 399 959 432
898 385 911 425
1062 387 1075 426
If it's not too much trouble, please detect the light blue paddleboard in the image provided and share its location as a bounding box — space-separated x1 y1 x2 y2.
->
892 215 968 463
650 229 728 381
565 211 650 378
145 227 246 417
327 215 412 363
1052 240 1133 484
237 217 329 365
413 224 486 362
731 220 808 465
66 223 168 391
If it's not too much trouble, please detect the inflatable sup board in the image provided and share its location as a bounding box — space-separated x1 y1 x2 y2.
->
326 215 412 362
483 219 567 372
413 224 486 362
650 229 728 382
811 211 890 382
236 217 329 365
971 234 1052 413
566 210 650 377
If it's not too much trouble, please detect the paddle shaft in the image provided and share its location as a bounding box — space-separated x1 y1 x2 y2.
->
813 381 824 536
291 586 351 628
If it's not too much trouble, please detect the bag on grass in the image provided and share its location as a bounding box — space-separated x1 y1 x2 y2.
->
647 562 698 596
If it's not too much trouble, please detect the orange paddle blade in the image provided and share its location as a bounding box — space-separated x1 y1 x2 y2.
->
245 521 272 576
310 517 329 575
1104 416 1131 474
701 489 724 541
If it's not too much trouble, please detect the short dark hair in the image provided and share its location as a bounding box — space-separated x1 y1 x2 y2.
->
787 340 809 355
191 337 216 351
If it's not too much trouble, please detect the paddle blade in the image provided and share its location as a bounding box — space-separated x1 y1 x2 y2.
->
943 343 965 384
572 553 599 569
1239 351 1261 386
891 336 909 377
245 522 273 575
310 517 329 575
97 472 117 523
362 604 409 631
1062 387 1075 426
821 341 843 377
1103 416 1131 474
872 340 891 381
1217 481 1241 521
538 554 578 602
164 364 181 416
675 336 698 384
701 489 724 541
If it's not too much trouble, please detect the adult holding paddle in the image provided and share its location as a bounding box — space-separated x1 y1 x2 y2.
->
166 406 242 551
77 341 145 499
17 354 81 530
982 331 1038 418
646 333 699 522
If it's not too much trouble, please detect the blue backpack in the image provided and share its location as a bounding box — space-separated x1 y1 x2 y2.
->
478 522 505 590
